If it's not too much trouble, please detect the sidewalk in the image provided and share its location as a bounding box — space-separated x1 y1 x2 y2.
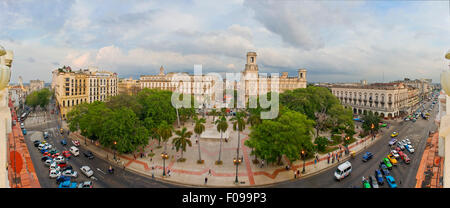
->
68 116 385 187
7 98 40 188
415 132 444 188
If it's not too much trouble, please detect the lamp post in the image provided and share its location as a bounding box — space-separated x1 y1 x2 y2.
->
371 123 375 141
233 157 242 184
301 150 306 173
113 141 117 160
161 152 169 176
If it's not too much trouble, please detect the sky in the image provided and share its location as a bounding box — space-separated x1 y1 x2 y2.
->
1 0 449 84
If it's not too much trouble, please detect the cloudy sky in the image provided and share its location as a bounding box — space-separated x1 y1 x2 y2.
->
1 0 449 84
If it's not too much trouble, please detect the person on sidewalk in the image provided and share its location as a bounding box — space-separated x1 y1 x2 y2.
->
204 177 208 185
260 160 264 168
208 169 212 176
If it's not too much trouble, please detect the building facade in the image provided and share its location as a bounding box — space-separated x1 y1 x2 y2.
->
52 66 118 120
29 80 45 92
330 82 409 119
241 52 307 101
118 77 141 96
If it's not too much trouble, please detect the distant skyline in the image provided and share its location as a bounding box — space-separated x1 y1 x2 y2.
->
1 0 449 83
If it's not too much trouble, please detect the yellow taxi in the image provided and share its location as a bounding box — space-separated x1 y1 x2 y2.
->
391 132 399 138
387 154 397 165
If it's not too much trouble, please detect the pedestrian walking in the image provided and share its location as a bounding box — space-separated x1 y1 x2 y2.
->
327 156 330 164
294 172 297 179
297 170 300 177
260 160 264 168
208 169 212 176
204 177 208 185
168 169 171 176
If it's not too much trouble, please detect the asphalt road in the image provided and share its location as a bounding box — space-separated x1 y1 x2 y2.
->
274 98 438 188
22 102 179 188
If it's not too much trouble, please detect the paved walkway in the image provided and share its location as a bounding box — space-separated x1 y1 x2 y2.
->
415 131 444 188
7 99 40 188
67 115 387 187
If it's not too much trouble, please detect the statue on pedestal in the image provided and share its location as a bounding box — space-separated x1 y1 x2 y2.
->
0 45 13 107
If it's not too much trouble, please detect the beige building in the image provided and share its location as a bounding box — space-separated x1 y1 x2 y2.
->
330 82 410 119
118 77 141 96
241 52 307 101
52 66 118 120
29 79 45 92
0 47 13 188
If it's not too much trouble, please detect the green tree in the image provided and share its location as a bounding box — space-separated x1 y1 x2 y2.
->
245 110 315 165
106 94 142 115
210 109 218 123
137 88 177 125
314 137 329 153
215 115 228 164
193 116 206 163
230 110 246 159
362 111 380 133
158 121 173 151
172 127 193 160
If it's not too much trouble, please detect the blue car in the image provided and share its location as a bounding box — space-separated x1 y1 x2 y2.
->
362 152 373 162
385 175 397 188
374 169 384 185
56 175 71 184
58 180 77 188
60 139 67 146
22 129 27 135
379 163 390 176
40 148 48 154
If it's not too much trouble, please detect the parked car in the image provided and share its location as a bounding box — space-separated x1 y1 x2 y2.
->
41 156 52 162
61 169 78 178
72 140 80 147
369 175 379 188
334 161 352 181
58 161 68 169
362 152 373 162
405 144 415 153
62 151 71 158
389 138 397 146
80 166 94 177
374 169 384 185
56 175 71 184
44 131 49 139
54 156 65 164
381 158 393 170
49 162 61 172
362 177 371 188
385 175 398 188
38 143 46 150
391 132 399 137
390 150 400 159
78 181 93 188
405 139 411 145
400 152 411 164
20 123 24 129
22 129 27 135
49 169 61 179
58 180 77 188
44 159 53 166
62 165 73 172
70 146 79 156
84 151 95 159
60 139 67 146
33 140 41 147
387 154 398 165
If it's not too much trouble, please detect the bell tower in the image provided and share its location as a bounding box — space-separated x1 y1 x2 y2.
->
244 52 258 73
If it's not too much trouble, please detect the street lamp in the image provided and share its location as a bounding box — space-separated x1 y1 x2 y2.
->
371 123 375 141
301 150 306 174
113 141 117 160
161 152 169 176
233 157 242 184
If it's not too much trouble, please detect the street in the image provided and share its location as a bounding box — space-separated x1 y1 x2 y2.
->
275 99 438 188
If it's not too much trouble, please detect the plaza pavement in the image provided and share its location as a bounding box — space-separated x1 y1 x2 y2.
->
67 116 389 187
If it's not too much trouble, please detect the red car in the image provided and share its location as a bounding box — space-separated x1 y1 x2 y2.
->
72 140 80 147
58 161 67 168
52 153 61 159
395 147 401 152
399 151 410 164
43 152 51 157
62 151 71 158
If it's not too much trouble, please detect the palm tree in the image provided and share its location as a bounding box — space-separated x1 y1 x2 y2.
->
215 115 228 164
230 110 246 183
172 127 193 160
158 121 173 151
193 116 206 163
210 109 217 123
153 127 162 148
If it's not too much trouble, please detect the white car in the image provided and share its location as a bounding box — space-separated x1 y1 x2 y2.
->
405 139 411 145
54 156 65 164
38 143 46 150
397 141 405 150
44 159 53 166
43 143 52 150
80 166 94 177
62 169 78 178
49 162 61 172
20 123 24 129
49 170 61 178
391 150 400 159
406 145 415 153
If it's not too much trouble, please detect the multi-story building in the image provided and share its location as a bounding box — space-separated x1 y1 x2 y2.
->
241 52 307 101
118 77 141 96
140 66 218 107
395 78 432 101
52 66 118 120
330 82 409 119
29 79 45 92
